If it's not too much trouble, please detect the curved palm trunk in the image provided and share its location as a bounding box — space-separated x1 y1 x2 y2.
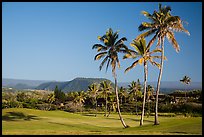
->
140 61 148 126
114 73 128 128
154 37 164 125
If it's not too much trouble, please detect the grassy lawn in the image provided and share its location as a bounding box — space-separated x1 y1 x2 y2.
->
2 108 202 135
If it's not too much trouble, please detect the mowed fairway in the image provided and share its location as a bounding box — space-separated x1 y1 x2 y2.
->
2 108 202 135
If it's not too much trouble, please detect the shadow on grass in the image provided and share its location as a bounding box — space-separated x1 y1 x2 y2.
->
81 113 97 117
169 131 188 134
2 112 41 121
126 118 154 123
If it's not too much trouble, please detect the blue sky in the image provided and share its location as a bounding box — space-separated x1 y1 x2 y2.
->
2 2 202 83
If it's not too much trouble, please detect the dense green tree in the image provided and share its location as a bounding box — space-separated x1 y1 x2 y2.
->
54 85 65 103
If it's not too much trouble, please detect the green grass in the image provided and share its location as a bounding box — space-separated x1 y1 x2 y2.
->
2 108 202 135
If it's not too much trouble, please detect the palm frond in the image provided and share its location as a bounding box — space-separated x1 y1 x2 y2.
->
169 23 190 36
146 31 159 51
166 31 180 52
99 56 109 71
125 60 139 73
123 52 137 59
115 37 127 48
141 11 157 22
136 29 157 40
94 52 107 60
149 48 162 54
92 44 107 52
149 59 161 69
105 59 110 72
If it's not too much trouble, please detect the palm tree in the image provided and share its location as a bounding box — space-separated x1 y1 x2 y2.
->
99 80 112 117
92 28 129 128
87 83 100 117
74 91 86 113
107 91 117 117
146 85 154 117
136 4 190 125
124 37 161 126
47 93 55 110
180 75 191 103
118 86 127 105
128 80 142 116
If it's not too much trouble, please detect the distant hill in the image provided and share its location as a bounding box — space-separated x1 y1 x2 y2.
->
2 78 202 94
36 77 113 92
2 78 52 90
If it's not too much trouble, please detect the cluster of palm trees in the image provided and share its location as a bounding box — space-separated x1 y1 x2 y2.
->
92 4 189 128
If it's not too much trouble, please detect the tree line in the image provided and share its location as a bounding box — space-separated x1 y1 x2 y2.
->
2 82 202 115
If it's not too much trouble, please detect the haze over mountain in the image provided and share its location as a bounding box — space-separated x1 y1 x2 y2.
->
2 78 202 93
2 78 53 89
118 81 202 90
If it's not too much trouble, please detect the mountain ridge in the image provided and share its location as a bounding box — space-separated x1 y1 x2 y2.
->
2 78 202 92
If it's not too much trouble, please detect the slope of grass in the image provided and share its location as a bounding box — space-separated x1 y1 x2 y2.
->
2 108 202 135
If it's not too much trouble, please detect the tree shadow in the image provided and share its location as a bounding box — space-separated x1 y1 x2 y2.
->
169 131 188 134
2 112 41 121
127 118 154 123
81 113 97 117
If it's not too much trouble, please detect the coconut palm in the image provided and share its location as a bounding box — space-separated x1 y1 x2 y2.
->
128 80 142 116
136 4 190 125
99 81 112 117
118 86 128 105
87 83 100 117
47 93 55 110
74 91 86 113
107 92 117 117
180 75 191 102
92 28 129 128
124 37 162 126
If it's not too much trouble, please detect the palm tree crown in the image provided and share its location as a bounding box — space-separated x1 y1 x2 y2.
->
136 3 190 52
92 28 129 75
180 75 191 85
124 37 163 72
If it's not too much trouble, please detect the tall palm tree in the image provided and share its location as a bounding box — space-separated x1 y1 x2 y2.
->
124 37 162 126
99 81 112 117
136 4 190 125
180 75 191 103
87 83 100 117
92 28 129 128
128 80 142 116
